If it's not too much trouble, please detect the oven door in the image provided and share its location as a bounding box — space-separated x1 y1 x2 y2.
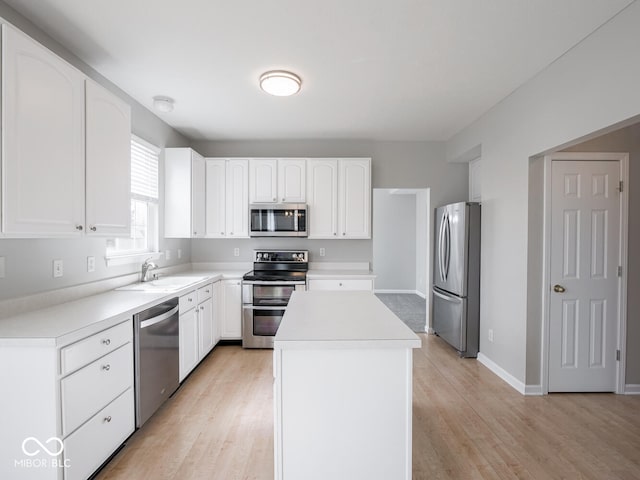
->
242 306 286 349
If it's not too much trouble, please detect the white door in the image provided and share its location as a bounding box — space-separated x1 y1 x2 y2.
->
191 153 206 238
307 159 338 238
205 159 227 238
249 158 277 203
226 159 249 238
339 158 371 238
278 158 306 203
548 159 621 392
85 79 131 237
3 25 85 236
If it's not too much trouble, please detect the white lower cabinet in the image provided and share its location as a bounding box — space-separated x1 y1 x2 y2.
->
179 305 199 382
307 278 374 291
220 279 242 340
63 388 135 480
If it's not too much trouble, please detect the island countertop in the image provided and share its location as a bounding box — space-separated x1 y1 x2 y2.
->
274 290 421 349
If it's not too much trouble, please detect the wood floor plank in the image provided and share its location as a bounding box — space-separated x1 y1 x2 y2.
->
96 335 640 480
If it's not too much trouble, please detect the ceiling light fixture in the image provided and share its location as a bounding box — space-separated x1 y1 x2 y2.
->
259 70 301 97
152 96 175 113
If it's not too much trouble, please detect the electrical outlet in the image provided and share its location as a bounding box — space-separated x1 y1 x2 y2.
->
0 256 5 278
178 249 183 259
165 249 171 260
488 329 494 342
53 259 64 278
319 248 326 257
233 248 240 257
87 256 96 273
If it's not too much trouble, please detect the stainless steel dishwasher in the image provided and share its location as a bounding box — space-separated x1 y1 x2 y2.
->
134 298 180 428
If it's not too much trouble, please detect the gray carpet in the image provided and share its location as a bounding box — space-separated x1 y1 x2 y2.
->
375 293 427 333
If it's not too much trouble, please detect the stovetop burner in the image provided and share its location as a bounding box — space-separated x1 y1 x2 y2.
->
242 249 309 283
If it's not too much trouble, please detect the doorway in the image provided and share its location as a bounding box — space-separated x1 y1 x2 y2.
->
543 152 628 393
372 188 430 332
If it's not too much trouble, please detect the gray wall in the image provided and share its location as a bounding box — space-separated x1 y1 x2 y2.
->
0 2 191 302
372 190 417 290
189 139 468 264
447 0 640 388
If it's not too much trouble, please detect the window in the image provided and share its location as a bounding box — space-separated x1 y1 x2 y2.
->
106 135 160 259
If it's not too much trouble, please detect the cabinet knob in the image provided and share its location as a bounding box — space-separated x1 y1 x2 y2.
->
76 225 83 231
194 231 197 235
90 226 97 232
343 232 346 236
102 339 111 346
282 198 285 202
339 282 343 287
333 232 337 236
188 298 193 302
104 416 112 423
272 198 276 201
230 232 233 235
205 290 210 293
102 364 111 371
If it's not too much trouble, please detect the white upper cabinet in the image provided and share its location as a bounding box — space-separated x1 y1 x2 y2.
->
2 24 85 236
307 158 370 239
307 159 339 238
339 158 371 238
85 79 131 237
249 158 278 203
249 158 306 204
205 158 249 238
164 148 206 238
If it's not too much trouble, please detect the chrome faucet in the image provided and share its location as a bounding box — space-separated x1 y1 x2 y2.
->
141 258 159 282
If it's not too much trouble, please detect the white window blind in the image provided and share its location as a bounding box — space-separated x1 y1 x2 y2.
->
131 136 159 201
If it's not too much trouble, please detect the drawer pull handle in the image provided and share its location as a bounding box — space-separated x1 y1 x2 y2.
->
104 416 112 423
102 339 111 346
102 364 111 371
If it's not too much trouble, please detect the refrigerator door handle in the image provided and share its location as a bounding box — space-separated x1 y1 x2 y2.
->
444 213 451 282
439 211 446 282
432 288 462 303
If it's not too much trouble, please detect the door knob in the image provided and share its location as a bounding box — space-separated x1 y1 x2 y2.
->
553 284 566 293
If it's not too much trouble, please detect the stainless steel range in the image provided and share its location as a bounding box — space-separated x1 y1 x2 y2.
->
242 250 308 348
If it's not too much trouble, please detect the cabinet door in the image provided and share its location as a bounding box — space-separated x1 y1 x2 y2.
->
85 79 131 237
250 158 277 203
165 148 193 238
307 159 338 238
469 157 482 202
220 280 242 339
205 158 227 238
339 158 371 238
198 297 214 359
179 309 199 382
212 282 221 344
2 25 85 236
278 158 306 203
191 152 206 238
226 159 249 238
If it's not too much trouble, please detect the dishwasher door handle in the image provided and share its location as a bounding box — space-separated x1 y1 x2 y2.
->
140 305 180 329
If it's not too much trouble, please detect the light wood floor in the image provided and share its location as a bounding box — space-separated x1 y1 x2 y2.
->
97 335 640 480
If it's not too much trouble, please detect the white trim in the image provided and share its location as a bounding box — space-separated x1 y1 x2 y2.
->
131 133 161 154
541 152 629 395
477 352 526 395
105 251 163 267
524 385 543 396
427 327 435 335
625 384 640 395
415 290 427 299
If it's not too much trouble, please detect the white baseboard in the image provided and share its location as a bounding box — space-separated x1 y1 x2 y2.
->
524 384 543 396
477 353 527 395
415 290 427 299
625 384 640 394
427 327 435 334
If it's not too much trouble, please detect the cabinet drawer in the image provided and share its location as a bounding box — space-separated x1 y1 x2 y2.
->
61 320 132 375
180 290 197 312
63 388 134 480
197 283 213 304
307 279 373 291
61 342 133 436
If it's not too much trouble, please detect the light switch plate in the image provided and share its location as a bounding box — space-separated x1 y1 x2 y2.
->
0 256 5 278
53 259 64 278
87 256 96 273
319 248 326 257
178 249 182 259
233 248 240 257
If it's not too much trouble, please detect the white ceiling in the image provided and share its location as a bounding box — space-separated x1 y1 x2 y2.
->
4 0 634 142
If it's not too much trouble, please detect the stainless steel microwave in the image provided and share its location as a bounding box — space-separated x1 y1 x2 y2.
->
249 204 308 237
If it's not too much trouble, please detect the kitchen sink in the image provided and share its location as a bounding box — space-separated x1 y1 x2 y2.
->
116 276 208 292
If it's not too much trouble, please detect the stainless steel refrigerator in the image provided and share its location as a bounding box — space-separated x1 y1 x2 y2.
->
432 202 480 357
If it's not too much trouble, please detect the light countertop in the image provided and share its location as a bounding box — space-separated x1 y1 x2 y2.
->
0 270 244 347
275 290 421 349
306 269 376 279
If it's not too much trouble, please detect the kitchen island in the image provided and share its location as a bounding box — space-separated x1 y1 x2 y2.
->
273 290 421 480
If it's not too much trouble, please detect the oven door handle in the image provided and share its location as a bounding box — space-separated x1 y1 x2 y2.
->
242 281 306 286
242 305 287 311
